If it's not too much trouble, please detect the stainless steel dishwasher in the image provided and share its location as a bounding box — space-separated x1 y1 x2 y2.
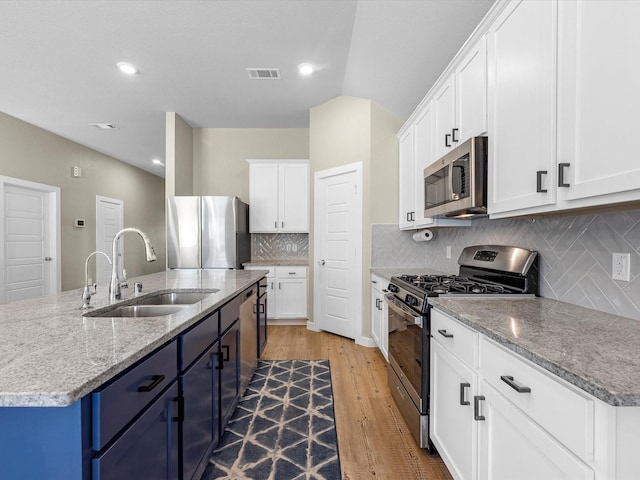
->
239 285 258 395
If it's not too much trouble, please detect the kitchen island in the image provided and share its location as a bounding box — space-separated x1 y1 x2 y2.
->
0 268 267 479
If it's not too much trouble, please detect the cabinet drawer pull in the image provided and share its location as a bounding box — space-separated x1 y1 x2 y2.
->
215 351 224 370
221 345 230 362
275 221 278 229
172 396 184 422
474 395 486 421
137 374 165 392
536 170 548 193
282 221 285 228
438 329 454 338
500 375 531 393
445 133 452 148
558 163 570 187
452 128 459 143
460 382 470 406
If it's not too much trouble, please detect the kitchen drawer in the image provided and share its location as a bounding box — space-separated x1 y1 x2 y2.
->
480 337 594 461
92 340 177 451
220 294 241 334
178 310 219 371
275 266 307 279
431 308 478 368
245 265 275 278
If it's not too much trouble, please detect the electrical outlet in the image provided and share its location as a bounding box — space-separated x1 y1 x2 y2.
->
292 244 298 252
612 253 631 281
446 246 452 259
286 244 291 252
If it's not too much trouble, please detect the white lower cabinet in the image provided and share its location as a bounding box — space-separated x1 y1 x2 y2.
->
477 381 593 480
430 340 477 480
430 308 606 480
245 266 307 319
370 274 388 360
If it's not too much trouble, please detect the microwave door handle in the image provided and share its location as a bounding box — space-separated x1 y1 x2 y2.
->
448 163 455 201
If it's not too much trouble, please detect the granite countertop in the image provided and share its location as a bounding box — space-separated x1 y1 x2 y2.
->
430 297 640 407
0 269 268 408
244 259 308 267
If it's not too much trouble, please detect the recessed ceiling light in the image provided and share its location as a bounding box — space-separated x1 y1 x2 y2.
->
298 63 314 76
117 62 138 75
152 159 164 166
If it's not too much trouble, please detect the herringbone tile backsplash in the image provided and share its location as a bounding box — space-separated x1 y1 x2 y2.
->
372 209 640 321
251 233 308 261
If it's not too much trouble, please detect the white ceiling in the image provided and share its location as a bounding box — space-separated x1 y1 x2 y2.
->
0 0 494 177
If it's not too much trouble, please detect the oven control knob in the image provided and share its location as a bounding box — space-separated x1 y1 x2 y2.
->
406 294 418 306
388 284 398 293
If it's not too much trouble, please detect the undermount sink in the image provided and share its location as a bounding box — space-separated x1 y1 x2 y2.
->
89 304 191 318
84 289 218 318
133 291 217 306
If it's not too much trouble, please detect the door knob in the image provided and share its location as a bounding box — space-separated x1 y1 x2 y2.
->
320 260 326 265
44 257 52 261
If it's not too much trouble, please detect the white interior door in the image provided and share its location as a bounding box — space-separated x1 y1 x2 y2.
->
314 163 362 340
0 177 60 303
96 196 123 285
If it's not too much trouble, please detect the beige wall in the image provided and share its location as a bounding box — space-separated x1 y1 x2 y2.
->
0 111 166 292
166 112 194 196
309 96 401 338
192 128 309 202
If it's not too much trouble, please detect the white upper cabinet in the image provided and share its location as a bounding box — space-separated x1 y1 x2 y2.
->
398 128 416 229
434 37 488 161
433 75 457 160
489 0 640 218
556 0 640 204
248 160 309 233
487 0 558 216
456 36 488 144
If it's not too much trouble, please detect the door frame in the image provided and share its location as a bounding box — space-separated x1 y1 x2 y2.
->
311 162 363 342
95 195 124 284
0 176 61 302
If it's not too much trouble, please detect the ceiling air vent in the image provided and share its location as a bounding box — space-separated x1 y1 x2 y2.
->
246 68 281 80
88 123 117 129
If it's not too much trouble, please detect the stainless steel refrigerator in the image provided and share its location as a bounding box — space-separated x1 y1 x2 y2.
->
167 196 250 269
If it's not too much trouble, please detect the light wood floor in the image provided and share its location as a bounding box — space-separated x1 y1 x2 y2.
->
262 325 453 480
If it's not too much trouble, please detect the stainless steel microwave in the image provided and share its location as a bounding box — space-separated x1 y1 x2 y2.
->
423 136 488 218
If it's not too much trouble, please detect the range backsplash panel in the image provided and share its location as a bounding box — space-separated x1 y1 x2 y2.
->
372 209 640 321
251 233 308 261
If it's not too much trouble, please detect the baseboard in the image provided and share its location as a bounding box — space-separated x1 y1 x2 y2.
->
356 336 377 348
269 318 308 326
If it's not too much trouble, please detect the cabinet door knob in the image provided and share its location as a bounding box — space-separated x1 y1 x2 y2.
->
536 170 548 193
558 163 571 187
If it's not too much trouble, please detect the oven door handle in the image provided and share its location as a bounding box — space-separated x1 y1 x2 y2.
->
384 294 423 327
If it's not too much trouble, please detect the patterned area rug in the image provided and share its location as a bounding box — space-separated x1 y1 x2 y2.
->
202 360 342 480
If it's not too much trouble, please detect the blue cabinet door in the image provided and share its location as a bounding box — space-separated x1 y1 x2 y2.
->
219 320 240 432
92 383 179 480
181 341 219 480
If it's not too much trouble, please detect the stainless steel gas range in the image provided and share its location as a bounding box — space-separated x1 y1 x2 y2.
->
384 245 539 450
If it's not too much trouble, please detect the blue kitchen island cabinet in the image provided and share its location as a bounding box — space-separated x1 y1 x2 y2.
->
0 398 91 480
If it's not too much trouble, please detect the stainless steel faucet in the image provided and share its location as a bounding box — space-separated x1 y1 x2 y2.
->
109 228 157 302
80 251 112 309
